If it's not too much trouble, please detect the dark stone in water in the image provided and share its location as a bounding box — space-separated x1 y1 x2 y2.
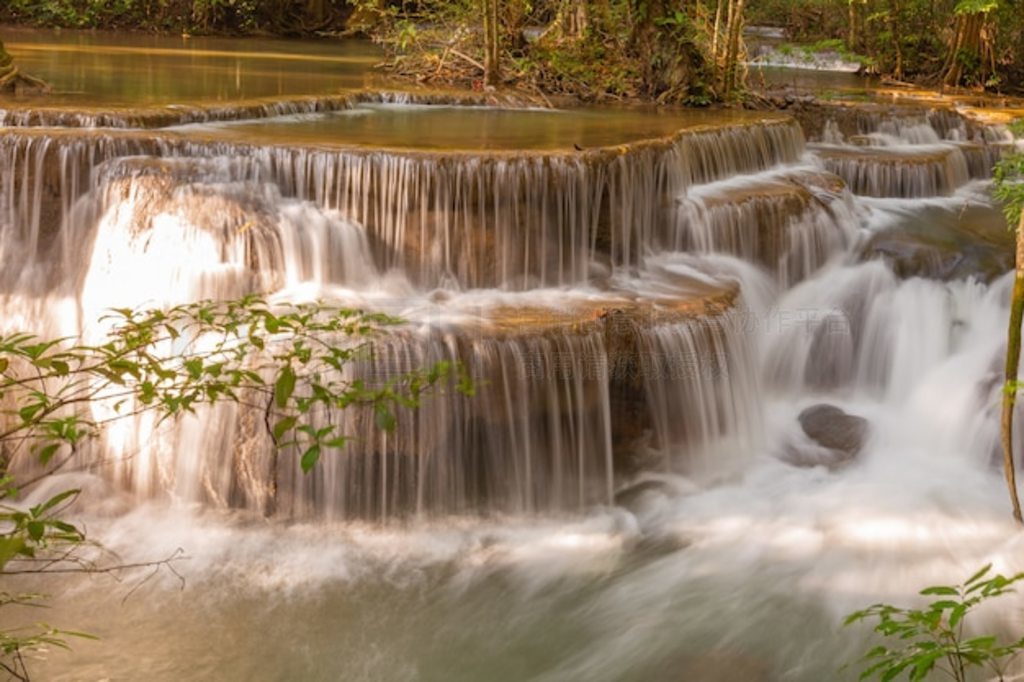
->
783 404 869 469
800 404 868 454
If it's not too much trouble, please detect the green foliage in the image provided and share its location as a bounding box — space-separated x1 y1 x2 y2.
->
360 0 718 102
0 591 96 682
994 120 1024 225
0 295 469 675
844 565 1024 682
0 296 466 475
953 0 999 15
772 39 874 68
747 0 1023 86
0 0 344 34
0 485 83 572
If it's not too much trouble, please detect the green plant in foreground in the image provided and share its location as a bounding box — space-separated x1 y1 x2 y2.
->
994 119 1024 226
0 295 470 679
844 565 1024 681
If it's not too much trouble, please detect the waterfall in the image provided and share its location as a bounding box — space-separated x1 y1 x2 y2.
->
669 166 858 286
815 144 972 198
1 94 1012 524
1 116 804 292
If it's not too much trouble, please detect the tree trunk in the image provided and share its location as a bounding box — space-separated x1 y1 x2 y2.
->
1001 213 1024 524
712 0 725 63
888 0 903 80
560 0 590 38
722 0 746 97
942 10 992 87
482 0 501 87
305 0 326 24
848 0 858 51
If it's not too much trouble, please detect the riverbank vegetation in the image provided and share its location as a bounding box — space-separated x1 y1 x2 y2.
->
3 0 1024 101
750 0 1024 89
0 0 352 35
350 0 748 103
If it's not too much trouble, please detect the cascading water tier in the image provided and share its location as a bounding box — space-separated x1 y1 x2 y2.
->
0 95 818 520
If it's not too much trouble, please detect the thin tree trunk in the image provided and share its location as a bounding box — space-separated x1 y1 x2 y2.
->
306 0 326 23
564 0 589 37
1001 213 1024 524
712 0 724 63
723 0 745 96
482 0 500 87
889 0 903 79
848 0 857 51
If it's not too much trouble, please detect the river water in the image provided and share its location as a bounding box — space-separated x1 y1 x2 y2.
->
2 29 1024 682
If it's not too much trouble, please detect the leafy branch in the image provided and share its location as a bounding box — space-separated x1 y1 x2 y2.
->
0 294 470 677
844 565 1024 681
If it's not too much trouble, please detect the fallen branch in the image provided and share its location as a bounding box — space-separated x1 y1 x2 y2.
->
448 48 485 73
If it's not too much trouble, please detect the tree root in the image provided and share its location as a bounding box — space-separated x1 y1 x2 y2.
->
0 65 50 94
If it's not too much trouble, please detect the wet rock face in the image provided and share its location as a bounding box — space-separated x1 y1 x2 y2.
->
862 230 1011 282
782 404 868 469
860 202 1013 283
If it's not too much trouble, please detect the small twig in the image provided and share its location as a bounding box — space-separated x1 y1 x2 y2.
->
4 549 187 576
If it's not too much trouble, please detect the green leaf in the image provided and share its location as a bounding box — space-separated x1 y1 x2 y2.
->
0 537 26 570
19 402 45 422
949 603 968 628
50 520 80 534
26 520 45 541
920 586 959 596
966 564 993 585
964 635 997 649
880 660 911 682
184 358 203 380
921 581 958 593
272 416 297 442
300 445 321 473
274 365 296 409
30 489 79 516
375 407 396 432
37 443 60 465
910 653 938 682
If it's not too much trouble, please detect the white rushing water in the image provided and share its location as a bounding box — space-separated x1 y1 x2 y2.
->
3 104 1024 681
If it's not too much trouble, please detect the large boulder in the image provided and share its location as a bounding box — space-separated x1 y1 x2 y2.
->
782 404 869 469
800 404 868 453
